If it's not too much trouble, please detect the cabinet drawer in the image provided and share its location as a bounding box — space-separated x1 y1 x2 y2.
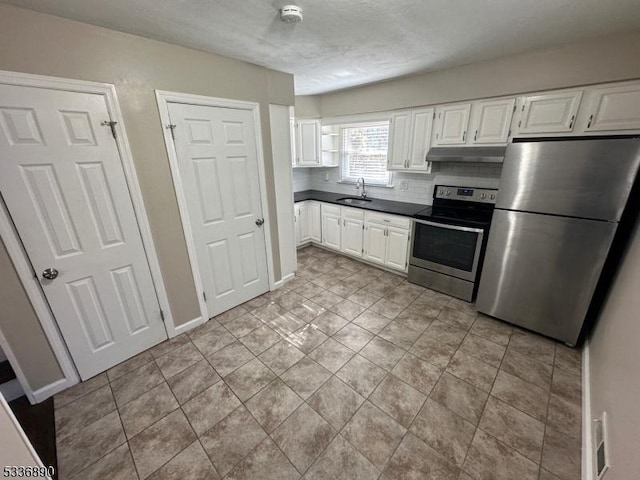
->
342 206 365 220
320 203 341 217
365 211 411 229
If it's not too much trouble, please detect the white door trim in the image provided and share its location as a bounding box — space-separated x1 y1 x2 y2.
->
155 90 276 325
0 70 175 402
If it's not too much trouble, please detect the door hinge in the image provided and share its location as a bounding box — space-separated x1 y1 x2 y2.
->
166 124 177 140
160 310 165 322
203 291 207 302
513 104 517 113
101 120 118 139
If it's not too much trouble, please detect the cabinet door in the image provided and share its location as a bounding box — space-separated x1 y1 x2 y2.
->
308 202 322 243
322 213 342 250
388 111 411 170
294 204 302 245
518 91 582 134
296 119 321 166
298 203 312 244
385 226 410 272
470 98 515 144
342 218 364 257
433 103 472 145
363 223 387 265
584 83 640 132
408 108 434 170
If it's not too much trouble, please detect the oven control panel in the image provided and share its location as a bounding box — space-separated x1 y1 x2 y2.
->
435 186 498 204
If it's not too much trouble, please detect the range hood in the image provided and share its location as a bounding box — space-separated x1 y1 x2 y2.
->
426 146 506 163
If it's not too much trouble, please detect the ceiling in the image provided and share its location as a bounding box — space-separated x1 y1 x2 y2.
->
4 0 640 95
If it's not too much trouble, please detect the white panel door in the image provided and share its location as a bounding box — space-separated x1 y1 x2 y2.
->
308 202 322 242
471 98 515 144
584 83 640 132
385 226 410 272
364 223 386 265
433 103 472 145
518 91 582 134
387 111 411 170
322 212 342 250
296 119 321 166
168 103 269 317
408 108 434 170
0 84 166 380
342 218 364 257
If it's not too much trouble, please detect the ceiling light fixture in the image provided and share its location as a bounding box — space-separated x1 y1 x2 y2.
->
280 5 303 23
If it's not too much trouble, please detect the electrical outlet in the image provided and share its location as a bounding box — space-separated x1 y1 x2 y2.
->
324 173 329 181
400 179 409 191
594 412 610 479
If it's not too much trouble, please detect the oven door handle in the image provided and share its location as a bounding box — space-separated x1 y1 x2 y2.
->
413 218 485 234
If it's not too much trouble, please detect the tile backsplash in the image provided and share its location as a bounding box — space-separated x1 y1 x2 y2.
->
292 163 502 205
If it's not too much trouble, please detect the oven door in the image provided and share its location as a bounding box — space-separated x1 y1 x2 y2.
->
410 219 485 282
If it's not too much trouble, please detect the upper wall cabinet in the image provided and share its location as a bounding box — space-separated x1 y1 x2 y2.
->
432 103 472 146
469 98 516 144
582 82 640 132
516 90 583 134
295 119 322 166
388 108 434 172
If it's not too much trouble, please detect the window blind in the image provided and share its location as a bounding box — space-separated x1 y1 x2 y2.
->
340 122 391 186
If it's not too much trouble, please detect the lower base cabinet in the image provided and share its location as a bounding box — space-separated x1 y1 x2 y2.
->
295 201 321 245
364 214 411 272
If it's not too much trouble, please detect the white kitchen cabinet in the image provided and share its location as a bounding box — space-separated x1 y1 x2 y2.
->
295 201 321 246
321 125 340 167
582 82 640 132
516 90 583 134
321 204 342 250
388 111 412 170
433 103 472 146
342 208 364 257
295 119 321 166
469 98 516 144
363 223 387 265
388 108 434 172
308 202 322 243
364 212 411 272
385 226 410 271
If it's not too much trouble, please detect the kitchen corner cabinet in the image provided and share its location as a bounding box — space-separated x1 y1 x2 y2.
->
582 82 640 132
295 119 322 166
432 103 472 146
469 98 516 144
515 90 583 134
388 108 434 172
295 201 321 246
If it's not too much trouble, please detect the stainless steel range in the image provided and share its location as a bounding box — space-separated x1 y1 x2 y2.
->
408 185 497 301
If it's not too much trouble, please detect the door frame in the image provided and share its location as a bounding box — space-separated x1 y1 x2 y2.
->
155 90 276 327
0 70 175 402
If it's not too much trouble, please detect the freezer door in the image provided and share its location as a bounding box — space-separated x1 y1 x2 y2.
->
476 210 618 345
498 138 640 221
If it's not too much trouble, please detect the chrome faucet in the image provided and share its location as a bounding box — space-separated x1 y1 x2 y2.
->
355 177 367 199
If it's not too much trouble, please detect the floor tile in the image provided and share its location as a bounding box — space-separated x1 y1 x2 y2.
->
394 308 434 333
267 312 306 338
369 298 404 320
353 310 393 334
285 324 328 354
55 384 116 440
72 443 137 480
57 411 126 479
491 370 549 421
200 406 267 476
348 288 381 308
107 351 154 382
424 320 467 347
410 333 458 368
342 401 407 470
362 281 395 298
224 313 264 338
307 376 365 430
415 289 452 309
296 281 325 299
478 397 545 462
207 341 254 377
155 343 204 379
327 281 361 298
191 327 236 357
272 403 336 473
245 378 303 433
289 299 326 323
463 429 538 480
501 347 553 390
384 283 423 307
259 340 305 375
251 302 288 323
275 291 307 311
313 289 345 309
446 350 498 392
360 337 405 370
166 359 220 405
431 373 488 425
541 427 581 480
509 329 556 365
411 399 475 468
329 299 367 321
187 318 222 340
551 367 581 404
554 344 582 376
406 297 446 319
330 266 355 280
281 357 331 399
459 333 506 367
303 434 380 480
310 311 349 335
119 382 178 438
128 409 196 479
149 334 191 360
182 381 241 436
547 392 581 441
238 325 281 355
470 315 513 346
383 432 458 480
332 323 374 351
54 373 109 410
438 306 477 330
540 469 563 480
225 438 299 480
336 354 387 397
111 361 165 407
308 338 355 373
391 352 442 395
378 320 423 349
224 358 275 401
309 272 337 289
369 374 426 427
147 441 219 480
215 305 249 325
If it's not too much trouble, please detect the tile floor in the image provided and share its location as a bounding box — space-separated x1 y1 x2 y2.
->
53 245 582 480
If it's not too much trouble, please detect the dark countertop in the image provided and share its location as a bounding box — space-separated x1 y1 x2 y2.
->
294 190 427 217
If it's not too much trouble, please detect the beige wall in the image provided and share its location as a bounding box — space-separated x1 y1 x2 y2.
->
589 219 640 479
0 4 293 390
300 30 640 117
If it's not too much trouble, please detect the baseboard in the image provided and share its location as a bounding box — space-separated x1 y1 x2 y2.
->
0 379 24 402
32 377 73 404
582 338 593 480
274 273 295 289
173 316 204 336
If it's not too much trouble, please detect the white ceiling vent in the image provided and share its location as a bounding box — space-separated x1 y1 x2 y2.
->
280 5 303 23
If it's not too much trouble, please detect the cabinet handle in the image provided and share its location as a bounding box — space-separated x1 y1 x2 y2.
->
474 130 478 141
569 115 575 130
587 114 594 129
462 130 466 142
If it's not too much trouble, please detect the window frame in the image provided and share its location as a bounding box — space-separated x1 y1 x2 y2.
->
338 120 393 187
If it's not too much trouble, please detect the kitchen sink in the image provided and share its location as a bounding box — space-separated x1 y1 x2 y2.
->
337 197 372 205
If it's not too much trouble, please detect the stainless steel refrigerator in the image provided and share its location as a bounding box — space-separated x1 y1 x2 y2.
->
477 137 640 345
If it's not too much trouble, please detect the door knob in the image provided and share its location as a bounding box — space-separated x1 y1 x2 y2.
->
255 218 264 227
42 268 59 280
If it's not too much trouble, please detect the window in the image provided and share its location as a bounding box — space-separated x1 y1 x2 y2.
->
340 122 391 186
